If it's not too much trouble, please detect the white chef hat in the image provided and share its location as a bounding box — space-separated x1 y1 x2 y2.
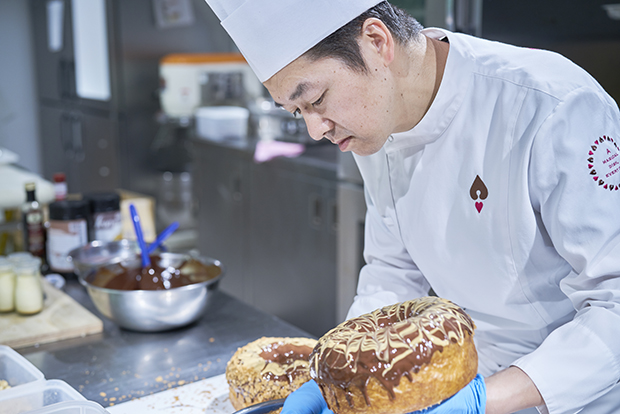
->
205 0 384 82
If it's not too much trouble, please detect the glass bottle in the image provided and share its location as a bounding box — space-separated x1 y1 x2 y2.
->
0 258 15 312
53 172 68 201
21 182 46 263
14 257 44 315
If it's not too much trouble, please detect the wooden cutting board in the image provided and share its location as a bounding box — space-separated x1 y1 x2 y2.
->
0 278 103 349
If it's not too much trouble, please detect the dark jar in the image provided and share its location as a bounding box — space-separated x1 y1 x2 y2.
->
46 200 90 276
86 192 122 243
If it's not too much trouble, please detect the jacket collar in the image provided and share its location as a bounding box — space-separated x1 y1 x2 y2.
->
384 28 475 153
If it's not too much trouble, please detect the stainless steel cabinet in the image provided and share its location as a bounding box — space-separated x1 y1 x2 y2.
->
194 142 252 303
193 140 338 337
39 106 120 192
30 0 235 196
30 0 116 112
249 162 337 337
31 0 120 192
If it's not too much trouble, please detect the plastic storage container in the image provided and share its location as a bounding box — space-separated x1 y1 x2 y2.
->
195 105 250 141
24 401 109 414
0 379 86 414
0 345 44 391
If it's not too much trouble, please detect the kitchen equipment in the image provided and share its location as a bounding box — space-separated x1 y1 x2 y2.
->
129 204 150 268
147 221 179 253
69 240 225 332
67 239 140 277
159 53 262 118
195 106 250 141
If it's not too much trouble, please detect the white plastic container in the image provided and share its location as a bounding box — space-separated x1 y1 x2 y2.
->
0 346 45 391
195 106 250 141
25 400 109 414
159 53 262 118
0 379 85 414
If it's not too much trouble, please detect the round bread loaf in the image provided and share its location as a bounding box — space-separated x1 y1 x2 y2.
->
310 297 477 414
226 336 318 410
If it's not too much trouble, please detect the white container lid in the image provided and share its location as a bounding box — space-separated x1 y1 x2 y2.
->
24 400 109 414
195 105 250 119
0 379 86 414
195 106 250 141
0 345 45 391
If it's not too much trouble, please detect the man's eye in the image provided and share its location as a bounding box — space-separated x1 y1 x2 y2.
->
312 94 324 107
292 109 301 117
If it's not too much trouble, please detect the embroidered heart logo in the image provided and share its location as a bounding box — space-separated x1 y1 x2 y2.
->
470 175 488 214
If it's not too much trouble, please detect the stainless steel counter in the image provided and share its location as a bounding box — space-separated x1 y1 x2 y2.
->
17 280 312 408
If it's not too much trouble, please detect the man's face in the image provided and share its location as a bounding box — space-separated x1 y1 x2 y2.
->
264 55 395 156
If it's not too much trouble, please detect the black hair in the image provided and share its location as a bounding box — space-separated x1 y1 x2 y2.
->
304 1 424 74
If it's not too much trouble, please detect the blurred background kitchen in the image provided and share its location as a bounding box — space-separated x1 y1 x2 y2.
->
0 0 618 337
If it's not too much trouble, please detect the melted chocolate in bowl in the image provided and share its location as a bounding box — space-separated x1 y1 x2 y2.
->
259 342 314 382
88 254 222 290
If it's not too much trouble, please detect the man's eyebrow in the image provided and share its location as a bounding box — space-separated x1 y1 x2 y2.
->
273 82 310 108
289 82 309 101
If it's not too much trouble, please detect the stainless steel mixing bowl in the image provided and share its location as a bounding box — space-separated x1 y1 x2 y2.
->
68 240 225 332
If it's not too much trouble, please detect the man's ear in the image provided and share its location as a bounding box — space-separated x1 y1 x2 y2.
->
359 18 395 65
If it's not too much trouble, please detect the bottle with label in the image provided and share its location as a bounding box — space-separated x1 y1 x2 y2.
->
47 200 90 276
0 258 16 312
86 192 122 242
53 172 68 201
21 182 46 263
14 256 44 315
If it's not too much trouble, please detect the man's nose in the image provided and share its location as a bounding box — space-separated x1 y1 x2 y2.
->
303 113 333 141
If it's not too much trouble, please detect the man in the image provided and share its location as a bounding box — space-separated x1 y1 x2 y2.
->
204 1 620 413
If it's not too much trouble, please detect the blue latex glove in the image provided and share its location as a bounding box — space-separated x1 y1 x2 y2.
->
414 374 486 414
281 380 334 414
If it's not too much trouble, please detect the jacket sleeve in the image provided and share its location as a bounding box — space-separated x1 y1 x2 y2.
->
346 185 431 320
511 86 620 414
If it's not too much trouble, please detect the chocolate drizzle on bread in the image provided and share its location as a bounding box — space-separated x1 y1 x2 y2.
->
310 297 477 414
226 337 318 410
259 342 315 382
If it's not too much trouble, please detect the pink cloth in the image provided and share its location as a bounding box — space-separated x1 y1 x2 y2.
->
253 140 305 163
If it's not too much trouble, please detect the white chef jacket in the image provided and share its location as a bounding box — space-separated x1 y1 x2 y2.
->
347 29 620 414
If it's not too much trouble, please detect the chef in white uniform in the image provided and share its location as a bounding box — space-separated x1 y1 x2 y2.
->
204 1 620 413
